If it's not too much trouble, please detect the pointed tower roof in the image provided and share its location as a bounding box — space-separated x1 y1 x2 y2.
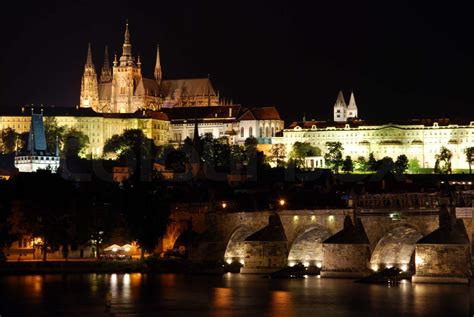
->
85 42 94 68
100 45 112 83
334 90 346 108
124 20 131 44
154 44 162 81
348 91 357 109
120 20 133 64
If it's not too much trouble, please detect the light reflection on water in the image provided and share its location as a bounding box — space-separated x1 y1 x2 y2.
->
0 273 471 316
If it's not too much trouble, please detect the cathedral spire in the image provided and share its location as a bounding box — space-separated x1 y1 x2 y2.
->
120 20 133 64
347 91 358 119
154 44 162 82
100 45 112 83
86 42 94 68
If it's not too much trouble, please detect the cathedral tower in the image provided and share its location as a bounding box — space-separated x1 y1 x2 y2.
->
333 90 347 122
154 44 162 84
110 21 142 113
347 91 358 119
100 46 112 83
80 43 99 110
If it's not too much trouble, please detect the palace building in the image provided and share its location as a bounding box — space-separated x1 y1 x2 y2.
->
80 22 220 113
273 91 474 170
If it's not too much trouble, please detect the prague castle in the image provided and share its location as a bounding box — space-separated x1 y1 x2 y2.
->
80 22 220 113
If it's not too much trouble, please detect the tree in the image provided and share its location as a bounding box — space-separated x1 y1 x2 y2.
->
104 129 158 179
464 147 474 174
63 128 89 158
342 156 354 173
244 136 258 165
408 158 421 174
0 128 18 153
368 153 377 171
375 157 394 172
289 142 320 168
324 142 344 173
434 146 452 174
394 154 409 174
270 144 286 168
44 117 66 153
355 156 367 172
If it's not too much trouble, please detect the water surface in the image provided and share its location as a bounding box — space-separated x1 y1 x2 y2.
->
0 273 472 316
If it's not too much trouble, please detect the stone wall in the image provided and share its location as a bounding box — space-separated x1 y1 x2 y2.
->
321 244 371 277
243 241 288 271
414 244 471 278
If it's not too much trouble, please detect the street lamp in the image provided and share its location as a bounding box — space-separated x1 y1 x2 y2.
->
279 199 286 207
222 202 227 209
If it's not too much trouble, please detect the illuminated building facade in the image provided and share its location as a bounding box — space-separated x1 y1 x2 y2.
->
274 92 474 170
0 107 170 157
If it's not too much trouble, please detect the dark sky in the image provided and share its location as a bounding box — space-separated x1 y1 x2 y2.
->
1 0 473 124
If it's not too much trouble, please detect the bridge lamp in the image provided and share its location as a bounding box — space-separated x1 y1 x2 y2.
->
293 215 299 221
222 202 227 209
328 215 334 222
112 247 118 252
279 199 286 207
303 261 310 267
400 264 408 272
371 264 379 272
311 215 316 221
226 258 232 265
288 260 296 267
316 262 322 268
239 259 245 265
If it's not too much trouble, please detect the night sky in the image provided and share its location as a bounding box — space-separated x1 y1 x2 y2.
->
1 0 474 124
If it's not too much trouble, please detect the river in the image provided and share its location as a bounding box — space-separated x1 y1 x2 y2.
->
0 273 472 316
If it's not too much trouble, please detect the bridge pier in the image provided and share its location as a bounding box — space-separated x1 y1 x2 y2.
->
320 216 371 278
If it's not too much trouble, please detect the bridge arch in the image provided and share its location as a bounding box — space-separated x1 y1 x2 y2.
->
223 226 256 264
369 224 422 272
287 224 331 267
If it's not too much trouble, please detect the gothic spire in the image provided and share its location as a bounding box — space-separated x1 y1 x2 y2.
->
100 45 112 83
154 44 162 82
85 42 94 68
120 20 133 64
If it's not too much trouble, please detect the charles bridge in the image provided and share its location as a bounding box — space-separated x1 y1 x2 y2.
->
163 192 474 283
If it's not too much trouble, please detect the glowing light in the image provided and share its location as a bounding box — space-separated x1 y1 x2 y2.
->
124 247 131 252
311 215 316 221
401 264 408 272
303 261 310 267
371 264 379 272
279 199 286 207
288 261 296 267
293 215 299 221
415 255 424 265
303 275 309 278
112 247 118 252
222 203 227 209
328 215 334 221
226 258 232 265
316 262 322 268
239 259 245 265
386 264 393 269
